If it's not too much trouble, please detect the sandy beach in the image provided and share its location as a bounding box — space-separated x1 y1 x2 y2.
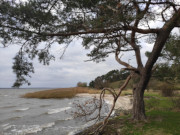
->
76 93 133 110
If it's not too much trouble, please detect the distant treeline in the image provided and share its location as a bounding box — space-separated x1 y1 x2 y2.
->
89 70 130 89
88 64 180 90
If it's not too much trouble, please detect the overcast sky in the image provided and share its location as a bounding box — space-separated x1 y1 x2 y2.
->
0 39 122 88
0 36 155 88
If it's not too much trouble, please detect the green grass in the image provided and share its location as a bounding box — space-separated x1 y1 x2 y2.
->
120 110 180 135
144 91 161 97
122 95 180 135
116 94 180 135
145 97 174 111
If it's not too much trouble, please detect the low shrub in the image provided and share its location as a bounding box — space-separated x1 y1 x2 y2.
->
147 78 161 90
77 82 87 87
158 83 174 97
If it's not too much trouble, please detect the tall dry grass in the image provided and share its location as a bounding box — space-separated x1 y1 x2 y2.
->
22 87 100 99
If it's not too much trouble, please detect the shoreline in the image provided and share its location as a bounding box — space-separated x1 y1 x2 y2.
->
76 93 133 110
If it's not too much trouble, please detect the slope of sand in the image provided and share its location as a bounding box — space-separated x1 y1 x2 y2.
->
76 94 132 110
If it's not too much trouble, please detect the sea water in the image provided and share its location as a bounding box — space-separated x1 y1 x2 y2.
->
0 88 109 135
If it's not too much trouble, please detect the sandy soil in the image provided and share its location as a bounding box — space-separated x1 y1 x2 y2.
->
76 93 133 110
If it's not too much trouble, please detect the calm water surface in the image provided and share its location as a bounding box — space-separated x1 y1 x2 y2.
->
0 88 104 135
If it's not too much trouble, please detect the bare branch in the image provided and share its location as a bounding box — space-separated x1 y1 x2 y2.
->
115 50 133 69
115 42 138 72
130 0 151 69
161 6 171 22
93 73 133 133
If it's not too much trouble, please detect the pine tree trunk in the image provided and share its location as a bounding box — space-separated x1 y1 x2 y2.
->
132 70 151 121
132 87 146 120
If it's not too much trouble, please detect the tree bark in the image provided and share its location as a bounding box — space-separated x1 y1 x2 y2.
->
132 69 151 120
133 89 146 120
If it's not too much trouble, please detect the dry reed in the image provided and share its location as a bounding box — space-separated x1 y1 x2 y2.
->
22 87 100 99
